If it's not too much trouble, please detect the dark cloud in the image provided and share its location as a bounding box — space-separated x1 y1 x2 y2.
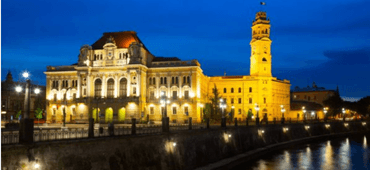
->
323 48 370 65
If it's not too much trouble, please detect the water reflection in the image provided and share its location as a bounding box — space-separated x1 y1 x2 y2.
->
235 135 370 170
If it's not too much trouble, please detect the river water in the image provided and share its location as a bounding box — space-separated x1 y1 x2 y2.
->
234 135 370 170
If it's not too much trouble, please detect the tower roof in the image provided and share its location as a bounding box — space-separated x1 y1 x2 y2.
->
252 11 270 26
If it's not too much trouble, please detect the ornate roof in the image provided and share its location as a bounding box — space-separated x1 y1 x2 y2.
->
91 31 141 49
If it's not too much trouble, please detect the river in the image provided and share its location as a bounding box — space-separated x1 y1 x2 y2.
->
234 134 370 170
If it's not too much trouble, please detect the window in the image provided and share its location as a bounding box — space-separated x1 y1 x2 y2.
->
231 88 234 93
63 93 67 101
153 78 156 85
133 87 137 95
249 87 252 93
223 98 227 103
107 78 114 98
120 78 127 97
161 77 163 85
172 77 175 84
264 98 266 104
308 96 310 101
173 107 177 115
66 81 68 87
84 88 86 95
176 77 178 84
184 91 189 99
238 88 241 93
149 78 152 85
249 98 252 104
54 94 57 102
150 107 154 115
187 76 190 84
231 98 234 104
172 91 177 100
150 91 154 100
95 79 102 98
304 95 307 99
73 93 76 100
164 77 167 85
224 88 227 93
184 106 189 115
238 98 242 104
238 109 241 114
262 58 267 62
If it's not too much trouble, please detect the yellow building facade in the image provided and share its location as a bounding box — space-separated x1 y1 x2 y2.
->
44 11 290 123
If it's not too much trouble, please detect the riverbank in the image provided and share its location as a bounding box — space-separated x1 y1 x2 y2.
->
2 121 369 170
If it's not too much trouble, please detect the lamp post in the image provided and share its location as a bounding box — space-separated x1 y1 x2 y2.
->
160 92 170 132
18 71 40 144
200 104 204 123
281 105 285 124
220 99 226 127
302 106 306 123
323 107 328 122
311 111 315 121
255 103 260 126
342 108 346 122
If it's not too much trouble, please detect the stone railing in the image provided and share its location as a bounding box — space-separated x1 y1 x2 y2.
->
1 123 205 145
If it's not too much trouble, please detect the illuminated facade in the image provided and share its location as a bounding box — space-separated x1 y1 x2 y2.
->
44 11 290 123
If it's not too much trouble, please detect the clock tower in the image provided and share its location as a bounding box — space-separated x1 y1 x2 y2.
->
250 11 272 77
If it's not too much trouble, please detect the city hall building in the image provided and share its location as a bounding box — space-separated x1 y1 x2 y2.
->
44 11 290 123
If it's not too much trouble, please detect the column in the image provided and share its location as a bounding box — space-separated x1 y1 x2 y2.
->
77 74 81 98
114 75 118 98
102 75 106 98
137 71 141 97
127 72 131 97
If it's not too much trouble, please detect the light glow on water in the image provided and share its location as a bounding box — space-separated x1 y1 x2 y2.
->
236 136 370 170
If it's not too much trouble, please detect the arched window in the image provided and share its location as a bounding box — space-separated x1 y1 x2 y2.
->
153 77 156 85
187 76 190 84
249 87 252 93
172 77 175 84
183 76 186 84
107 78 114 98
95 79 102 98
262 58 267 62
266 29 268 34
149 78 152 85
238 87 241 93
264 97 266 104
224 88 227 93
164 77 167 84
120 78 127 97
176 77 178 84
231 88 234 93
249 98 252 104
160 77 163 85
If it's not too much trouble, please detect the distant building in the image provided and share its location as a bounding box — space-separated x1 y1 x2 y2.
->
291 82 337 106
1 71 46 122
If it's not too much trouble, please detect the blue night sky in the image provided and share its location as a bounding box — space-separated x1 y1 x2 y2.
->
2 0 370 100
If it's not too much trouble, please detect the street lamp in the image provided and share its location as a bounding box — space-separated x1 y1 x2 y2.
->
281 105 285 124
255 103 260 126
323 107 328 122
200 104 204 123
160 92 170 132
311 111 315 121
302 106 306 122
18 71 38 143
220 99 226 127
342 108 346 122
